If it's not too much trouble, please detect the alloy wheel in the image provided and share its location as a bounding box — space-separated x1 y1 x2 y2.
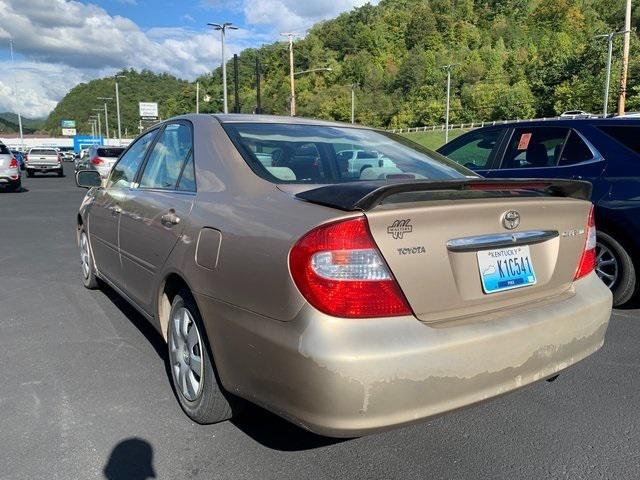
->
169 307 204 401
595 241 619 289
79 232 91 279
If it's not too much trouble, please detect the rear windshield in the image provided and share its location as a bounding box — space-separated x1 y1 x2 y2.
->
97 147 125 158
597 126 640 154
29 149 57 155
0 144 10 155
222 123 474 184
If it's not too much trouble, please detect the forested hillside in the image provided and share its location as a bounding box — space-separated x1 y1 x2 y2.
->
43 70 190 135
46 0 640 132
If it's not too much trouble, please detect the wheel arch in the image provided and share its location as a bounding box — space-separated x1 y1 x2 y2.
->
157 271 200 342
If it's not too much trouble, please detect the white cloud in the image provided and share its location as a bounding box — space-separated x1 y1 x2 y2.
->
0 0 375 118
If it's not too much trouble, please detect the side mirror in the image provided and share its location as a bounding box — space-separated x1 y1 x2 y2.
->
76 170 102 189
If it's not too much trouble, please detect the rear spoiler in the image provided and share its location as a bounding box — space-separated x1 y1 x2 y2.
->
295 179 592 212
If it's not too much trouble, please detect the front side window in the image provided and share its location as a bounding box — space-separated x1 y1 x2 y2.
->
223 123 473 184
108 129 157 189
139 123 193 190
439 129 502 169
501 127 569 169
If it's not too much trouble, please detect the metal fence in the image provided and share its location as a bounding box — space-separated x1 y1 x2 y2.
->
389 114 605 134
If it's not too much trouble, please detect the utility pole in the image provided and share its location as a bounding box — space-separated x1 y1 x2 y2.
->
255 57 262 114
281 32 298 116
196 82 200 114
97 97 112 139
596 31 627 116
8 39 24 149
233 54 240 113
618 0 633 116
441 64 457 144
92 109 103 137
208 22 238 114
114 74 126 143
89 120 96 139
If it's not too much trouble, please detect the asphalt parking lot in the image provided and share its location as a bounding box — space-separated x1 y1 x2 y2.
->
2 163 640 480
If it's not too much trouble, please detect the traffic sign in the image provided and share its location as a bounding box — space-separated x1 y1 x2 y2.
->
62 128 77 136
139 102 158 119
61 120 76 128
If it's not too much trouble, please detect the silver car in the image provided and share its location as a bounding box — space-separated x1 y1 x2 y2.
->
0 143 21 191
26 147 63 177
85 145 125 178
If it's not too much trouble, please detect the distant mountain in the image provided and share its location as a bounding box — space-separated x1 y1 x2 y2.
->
0 112 46 131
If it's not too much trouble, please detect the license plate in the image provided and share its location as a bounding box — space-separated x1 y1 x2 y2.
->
477 245 536 294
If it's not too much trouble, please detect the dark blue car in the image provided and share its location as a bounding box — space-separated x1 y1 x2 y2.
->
438 118 640 306
10 150 25 170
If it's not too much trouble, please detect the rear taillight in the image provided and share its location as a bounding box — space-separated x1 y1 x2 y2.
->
9 158 18 169
289 217 412 318
91 156 104 166
574 206 596 280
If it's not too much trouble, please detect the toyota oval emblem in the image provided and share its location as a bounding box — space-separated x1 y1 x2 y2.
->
502 210 520 230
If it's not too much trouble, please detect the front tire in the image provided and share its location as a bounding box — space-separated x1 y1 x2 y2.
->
167 290 234 424
79 229 99 289
596 231 636 307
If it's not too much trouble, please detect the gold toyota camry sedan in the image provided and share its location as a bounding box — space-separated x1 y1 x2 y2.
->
76 114 612 437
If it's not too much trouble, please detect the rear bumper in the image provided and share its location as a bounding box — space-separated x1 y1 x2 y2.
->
27 164 61 171
197 273 611 437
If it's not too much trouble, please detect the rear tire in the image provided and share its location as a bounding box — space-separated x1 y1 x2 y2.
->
79 229 99 289
6 180 21 192
596 231 636 307
58 169 64 177
27 170 34 178
167 289 235 424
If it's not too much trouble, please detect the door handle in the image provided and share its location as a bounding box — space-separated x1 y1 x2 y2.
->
161 211 181 227
109 205 122 215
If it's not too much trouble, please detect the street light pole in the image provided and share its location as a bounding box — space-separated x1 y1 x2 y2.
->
8 39 24 149
196 81 200 114
441 64 457 144
114 75 126 143
281 33 299 116
97 97 112 139
92 109 103 137
596 31 628 116
350 83 359 124
208 22 238 114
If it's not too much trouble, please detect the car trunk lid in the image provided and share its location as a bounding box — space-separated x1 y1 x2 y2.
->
294 179 593 324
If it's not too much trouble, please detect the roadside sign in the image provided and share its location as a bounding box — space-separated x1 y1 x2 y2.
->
73 135 103 153
62 128 77 136
61 120 76 128
139 102 158 119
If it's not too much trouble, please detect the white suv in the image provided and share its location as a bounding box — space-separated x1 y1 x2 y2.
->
0 143 21 191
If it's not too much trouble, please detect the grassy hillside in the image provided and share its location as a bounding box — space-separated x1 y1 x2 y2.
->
0 112 45 131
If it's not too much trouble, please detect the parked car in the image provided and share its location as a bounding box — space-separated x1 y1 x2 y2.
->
84 145 125 178
26 147 63 177
75 114 611 438
438 118 640 306
10 150 25 170
0 142 21 191
335 149 393 175
62 151 75 162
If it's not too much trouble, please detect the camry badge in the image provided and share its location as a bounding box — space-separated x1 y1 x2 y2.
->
502 211 520 230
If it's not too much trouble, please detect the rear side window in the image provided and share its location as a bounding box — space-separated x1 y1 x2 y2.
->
0 144 10 155
139 123 193 190
223 123 472 184
440 129 502 169
501 127 569 169
598 126 640 154
558 131 594 166
97 148 125 158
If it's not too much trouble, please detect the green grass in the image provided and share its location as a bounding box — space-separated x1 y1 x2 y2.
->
400 129 472 150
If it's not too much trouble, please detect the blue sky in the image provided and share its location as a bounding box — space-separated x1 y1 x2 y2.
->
0 0 373 117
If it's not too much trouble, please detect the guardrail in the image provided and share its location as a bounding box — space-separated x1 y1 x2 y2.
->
389 114 606 134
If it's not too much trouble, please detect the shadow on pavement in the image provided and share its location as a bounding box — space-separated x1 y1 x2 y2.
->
232 403 347 451
103 438 156 479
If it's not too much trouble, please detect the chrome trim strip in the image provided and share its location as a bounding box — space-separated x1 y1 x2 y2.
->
446 230 559 252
